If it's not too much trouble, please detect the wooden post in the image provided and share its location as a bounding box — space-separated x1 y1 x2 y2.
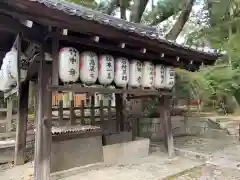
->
14 81 29 165
70 100 76 125
59 100 63 122
14 34 30 165
34 44 52 180
6 97 13 132
99 100 104 128
81 100 85 125
51 28 59 86
160 95 174 157
115 93 126 132
115 94 121 132
90 95 95 125
108 100 112 122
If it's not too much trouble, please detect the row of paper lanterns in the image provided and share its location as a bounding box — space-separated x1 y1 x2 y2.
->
59 47 175 89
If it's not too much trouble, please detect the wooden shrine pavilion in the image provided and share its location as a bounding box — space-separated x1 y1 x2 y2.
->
0 0 220 179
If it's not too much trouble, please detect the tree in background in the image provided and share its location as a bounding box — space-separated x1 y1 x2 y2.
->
67 0 240 115
66 0 195 40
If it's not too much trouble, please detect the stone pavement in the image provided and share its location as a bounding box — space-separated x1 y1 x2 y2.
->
1 136 240 180
59 152 203 180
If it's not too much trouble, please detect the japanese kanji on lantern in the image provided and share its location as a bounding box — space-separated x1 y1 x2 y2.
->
5 49 28 83
129 60 142 87
154 64 166 89
165 67 175 89
98 54 114 85
114 57 129 87
59 47 80 83
0 54 15 91
141 61 154 88
80 51 98 85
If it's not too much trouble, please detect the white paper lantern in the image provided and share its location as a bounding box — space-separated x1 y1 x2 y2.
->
80 51 98 85
141 61 154 88
114 57 129 87
0 70 10 91
59 47 80 83
165 67 175 89
5 49 28 82
98 54 114 85
128 60 142 87
154 64 166 89
0 60 15 91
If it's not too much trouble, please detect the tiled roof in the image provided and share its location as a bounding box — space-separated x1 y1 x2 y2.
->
51 125 101 135
34 0 220 57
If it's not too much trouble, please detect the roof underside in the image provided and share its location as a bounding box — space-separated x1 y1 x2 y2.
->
0 0 220 71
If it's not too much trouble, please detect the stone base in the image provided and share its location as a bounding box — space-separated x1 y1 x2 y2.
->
103 131 132 145
103 137 150 165
51 136 103 173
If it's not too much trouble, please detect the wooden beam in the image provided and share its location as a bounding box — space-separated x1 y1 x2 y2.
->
34 43 52 180
51 28 60 85
160 95 174 157
56 35 182 67
0 14 45 43
6 97 13 132
47 85 170 96
14 33 30 165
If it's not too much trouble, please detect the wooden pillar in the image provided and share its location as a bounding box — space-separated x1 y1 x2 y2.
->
6 97 13 132
90 95 95 125
51 28 59 86
115 93 127 132
70 100 76 125
81 100 85 125
34 44 52 180
14 81 29 165
115 94 121 132
160 95 174 157
14 34 30 165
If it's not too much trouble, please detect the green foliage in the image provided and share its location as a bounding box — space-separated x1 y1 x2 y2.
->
142 0 187 25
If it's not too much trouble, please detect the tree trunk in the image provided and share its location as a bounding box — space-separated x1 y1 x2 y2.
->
166 0 195 40
149 0 187 26
104 0 119 15
120 0 127 20
130 0 149 23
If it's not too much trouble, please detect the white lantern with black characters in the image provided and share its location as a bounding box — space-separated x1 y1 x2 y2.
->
154 64 166 89
59 47 80 83
165 67 175 89
98 54 114 85
129 60 142 87
141 61 154 88
80 51 98 85
5 49 29 82
0 56 15 91
114 57 129 87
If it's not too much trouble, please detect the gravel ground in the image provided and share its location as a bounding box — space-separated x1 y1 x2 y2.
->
60 152 203 180
167 164 240 180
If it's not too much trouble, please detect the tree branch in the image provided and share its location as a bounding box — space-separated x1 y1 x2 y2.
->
166 0 195 40
130 0 149 23
101 0 119 15
120 0 127 20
